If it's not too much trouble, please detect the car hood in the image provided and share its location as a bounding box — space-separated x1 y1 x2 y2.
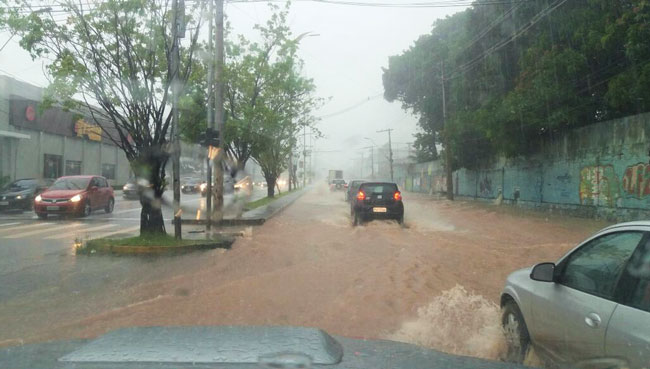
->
41 189 84 198
0 326 525 369
0 188 32 197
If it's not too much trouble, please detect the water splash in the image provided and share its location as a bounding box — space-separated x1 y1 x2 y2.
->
388 285 505 360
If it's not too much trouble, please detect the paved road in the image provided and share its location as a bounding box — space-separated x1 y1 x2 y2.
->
0 185 609 365
0 185 267 303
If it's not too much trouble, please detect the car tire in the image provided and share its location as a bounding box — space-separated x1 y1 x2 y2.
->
105 197 114 213
81 201 92 217
36 213 47 219
502 300 531 364
397 214 404 225
353 211 361 226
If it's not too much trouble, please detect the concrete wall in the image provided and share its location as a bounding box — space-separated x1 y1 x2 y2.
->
403 112 650 220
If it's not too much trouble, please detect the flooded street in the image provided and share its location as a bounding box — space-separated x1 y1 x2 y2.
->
0 185 609 362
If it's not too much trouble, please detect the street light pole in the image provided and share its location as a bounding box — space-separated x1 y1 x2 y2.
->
377 128 394 181
205 0 214 230
302 127 306 188
363 138 375 179
171 0 185 239
213 0 225 219
441 61 453 200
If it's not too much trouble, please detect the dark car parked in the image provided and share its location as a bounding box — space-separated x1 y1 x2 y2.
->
122 177 139 200
181 178 201 194
345 180 365 202
0 178 51 211
351 182 404 226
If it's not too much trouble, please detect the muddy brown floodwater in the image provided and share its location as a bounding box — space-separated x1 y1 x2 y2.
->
1 184 610 364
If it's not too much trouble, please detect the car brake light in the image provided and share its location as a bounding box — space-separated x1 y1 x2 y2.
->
394 191 402 201
356 191 366 201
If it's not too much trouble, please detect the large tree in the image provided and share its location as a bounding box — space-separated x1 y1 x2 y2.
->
383 0 650 169
3 0 203 234
178 4 321 194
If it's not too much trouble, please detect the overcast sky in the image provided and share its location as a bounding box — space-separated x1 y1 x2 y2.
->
0 1 467 179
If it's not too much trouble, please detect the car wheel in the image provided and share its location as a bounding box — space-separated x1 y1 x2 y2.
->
353 211 360 226
36 213 47 219
81 201 92 217
105 197 114 213
397 214 404 225
502 300 531 364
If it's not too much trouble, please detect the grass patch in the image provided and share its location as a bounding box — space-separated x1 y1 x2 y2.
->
244 189 298 211
77 233 210 254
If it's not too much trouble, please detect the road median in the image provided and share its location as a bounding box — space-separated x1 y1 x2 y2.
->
179 187 307 226
76 233 233 256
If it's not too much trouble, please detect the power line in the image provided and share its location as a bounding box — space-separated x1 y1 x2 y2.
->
228 0 533 7
0 0 533 14
317 93 382 119
449 0 569 79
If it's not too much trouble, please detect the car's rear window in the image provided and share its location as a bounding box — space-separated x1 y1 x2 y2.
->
360 183 398 194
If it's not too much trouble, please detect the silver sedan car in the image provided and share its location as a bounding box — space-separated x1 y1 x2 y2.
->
501 221 650 369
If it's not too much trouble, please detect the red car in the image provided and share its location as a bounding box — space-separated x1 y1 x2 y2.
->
34 175 114 218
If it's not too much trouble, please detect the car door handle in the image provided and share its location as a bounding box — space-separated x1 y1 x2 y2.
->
584 312 602 328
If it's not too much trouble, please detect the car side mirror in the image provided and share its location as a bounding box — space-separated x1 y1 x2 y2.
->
530 262 556 282
90 185 98 192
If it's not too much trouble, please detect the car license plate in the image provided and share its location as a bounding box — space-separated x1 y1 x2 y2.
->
0 201 8 206
373 207 387 213
46 206 60 211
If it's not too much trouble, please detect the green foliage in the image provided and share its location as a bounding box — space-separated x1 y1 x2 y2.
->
1 0 203 233
182 3 321 194
244 188 297 211
382 0 650 169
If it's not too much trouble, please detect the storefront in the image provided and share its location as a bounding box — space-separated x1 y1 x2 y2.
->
0 75 131 186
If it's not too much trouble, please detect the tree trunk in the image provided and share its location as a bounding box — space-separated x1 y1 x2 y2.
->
266 176 276 198
133 147 169 236
140 200 165 235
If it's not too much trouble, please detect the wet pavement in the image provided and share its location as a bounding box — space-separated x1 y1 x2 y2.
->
0 184 611 363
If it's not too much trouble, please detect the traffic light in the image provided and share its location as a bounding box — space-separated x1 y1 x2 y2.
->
200 128 220 147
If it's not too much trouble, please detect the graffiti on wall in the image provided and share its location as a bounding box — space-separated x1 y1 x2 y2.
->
622 163 650 198
579 165 620 207
555 172 572 198
432 176 446 192
479 176 493 197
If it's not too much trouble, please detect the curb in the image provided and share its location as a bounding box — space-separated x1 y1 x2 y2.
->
178 218 266 226
79 238 234 256
177 188 308 226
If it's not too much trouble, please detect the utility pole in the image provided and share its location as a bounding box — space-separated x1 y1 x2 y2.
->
377 128 394 181
308 129 313 184
441 61 453 200
213 0 225 219
362 146 374 179
302 127 306 188
359 151 364 178
171 0 185 239
288 144 293 191
205 0 214 230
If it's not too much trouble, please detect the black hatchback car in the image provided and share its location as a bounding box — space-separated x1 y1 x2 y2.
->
351 182 404 225
0 178 51 211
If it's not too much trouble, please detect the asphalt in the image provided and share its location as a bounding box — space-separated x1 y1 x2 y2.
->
0 185 272 303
